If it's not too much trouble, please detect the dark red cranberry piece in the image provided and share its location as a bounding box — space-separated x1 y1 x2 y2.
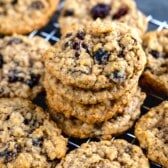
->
30 1 44 9
94 48 110 64
72 41 80 50
108 70 126 83
32 137 44 147
7 38 23 45
63 9 74 17
0 54 3 68
149 50 163 58
76 31 85 40
25 74 40 88
113 7 129 20
91 3 111 19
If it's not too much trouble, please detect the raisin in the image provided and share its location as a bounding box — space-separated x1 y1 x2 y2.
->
76 31 85 40
94 48 110 64
24 118 31 125
7 38 23 45
1 143 21 163
72 41 80 50
32 137 44 147
118 43 125 58
11 0 18 5
25 74 40 88
30 1 44 9
149 50 163 58
108 70 126 83
75 51 80 57
91 3 111 19
82 42 90 54
65 33 72 38
63 9 74 17
8 70 24 83
113 7 129 20
0 54 3 68
64 41 72 48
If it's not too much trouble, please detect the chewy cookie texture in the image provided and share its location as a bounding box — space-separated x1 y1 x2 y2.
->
56 140 150 168
0 0 59 35
44 20 146 124
49 89 146 139
0 98 68 168
141 29 168 96
59 0 148 36
0 35 50 100
135 101 168 168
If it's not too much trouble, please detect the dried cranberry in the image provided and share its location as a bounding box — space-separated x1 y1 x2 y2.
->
0 54 3 68
25 74 40 88
149 50 162 58
91 3 111 19
7 38 23 45
113 7 129 20
63 9 74 17
94 48 110 64
30 1 44 9
72 41 80 50
76 31 85 40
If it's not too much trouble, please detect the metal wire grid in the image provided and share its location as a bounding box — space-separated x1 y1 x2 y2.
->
29 1 167 168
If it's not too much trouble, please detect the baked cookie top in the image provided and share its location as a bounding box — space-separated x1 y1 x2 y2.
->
0 98 67 168
141 29 168 95
135 101 168 167
0 35 50 99
49 89 146 139
44 20 146 90
56 139 149 168
0 0 59 35
59 0 147 35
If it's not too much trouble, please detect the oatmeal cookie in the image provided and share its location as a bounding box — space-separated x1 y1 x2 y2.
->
56 139 149 168
59 0 147 36
44 72 139 105
135 101 168 167
44 20 146 90
0 0 59 35
0 35 50 99
0 98 68 168
49 89 146 139
141 29 168 96
46 82 137 124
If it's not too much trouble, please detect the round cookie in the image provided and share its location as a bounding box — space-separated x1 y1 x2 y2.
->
0 98 68 168
44 72 139 105
44 20 146 90
141 29 168 96
46 81 138 124
0 35 50 99
49 89 146 139
135 101 168 167
0 0 59 35
59 0 147 36
56 139 150 168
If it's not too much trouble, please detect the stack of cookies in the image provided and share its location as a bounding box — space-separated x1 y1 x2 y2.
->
44 19 147 139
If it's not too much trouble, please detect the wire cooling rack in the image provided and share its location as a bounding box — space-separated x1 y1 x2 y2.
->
30 1 168 168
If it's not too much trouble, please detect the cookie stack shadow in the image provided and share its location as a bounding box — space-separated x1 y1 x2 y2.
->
43 20 147 139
